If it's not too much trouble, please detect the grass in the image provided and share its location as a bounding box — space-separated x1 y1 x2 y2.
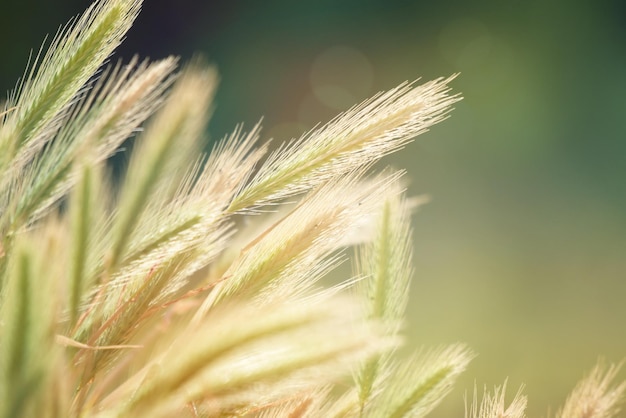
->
0 0 623 417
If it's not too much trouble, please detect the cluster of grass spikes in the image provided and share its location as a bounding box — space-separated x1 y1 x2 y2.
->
0 0 624 417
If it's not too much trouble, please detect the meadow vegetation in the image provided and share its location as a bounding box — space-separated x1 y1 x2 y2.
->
0 1 623 417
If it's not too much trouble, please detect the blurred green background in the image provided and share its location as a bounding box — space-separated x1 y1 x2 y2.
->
2 0 625 415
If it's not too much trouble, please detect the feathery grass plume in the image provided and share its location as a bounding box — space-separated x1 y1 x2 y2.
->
63 81 268 405
97 297 391 417
107 61 216 271
555 362 626 418
0 0 141 171
346 186 474 418
465 381 527 418
65 75 264 402
365 344 474 418
195 169 404 317
106 124 265 298
106 123 265 290
353 185 416 411
228 75 460 213
0 57 177 235
66 86 264 385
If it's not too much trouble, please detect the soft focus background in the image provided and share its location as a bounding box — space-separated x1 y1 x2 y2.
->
2 0 625 415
